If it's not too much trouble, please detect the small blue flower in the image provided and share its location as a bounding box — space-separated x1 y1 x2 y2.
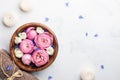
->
44 29 48 32
94 34 98 37
48 76 52 80
6 65 12 71
22 29 26 32
32 40 36 45
45 17 49 22
101 65 104 69
14 45 19 48
52 45 55 48
79 15 84 19
36 48 40 51
65 2 69 7
30 63 36 67
85 32 88 36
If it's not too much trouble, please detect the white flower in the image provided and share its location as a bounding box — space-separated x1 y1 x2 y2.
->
36 27 44 34
14 48 23 58
18 32 27 39
46 46 54 55
15 37 22 44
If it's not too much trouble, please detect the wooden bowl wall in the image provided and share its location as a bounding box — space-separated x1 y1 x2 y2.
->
10 22 58 72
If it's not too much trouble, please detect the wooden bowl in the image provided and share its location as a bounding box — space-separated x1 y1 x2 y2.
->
10 22 58 72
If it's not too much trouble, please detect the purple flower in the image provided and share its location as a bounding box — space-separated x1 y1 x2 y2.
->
6 65 12 71
101 65 104 69
79 15 84 19
85 32 88 36
45 17 49 22
14 45 19 48
65 2 69 7
94 34 98 37
48 76 53 80
52 44 55 48
30 63 36 67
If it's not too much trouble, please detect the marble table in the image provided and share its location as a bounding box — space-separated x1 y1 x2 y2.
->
0 0 120 80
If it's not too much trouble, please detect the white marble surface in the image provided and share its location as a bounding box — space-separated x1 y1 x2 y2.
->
0 0 120 80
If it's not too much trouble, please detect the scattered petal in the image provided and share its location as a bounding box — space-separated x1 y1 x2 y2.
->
6 65 12 71
44 29 48 32
65 2 69 7
48 76 53 80
14 45 19 48
30 63 36 67
85 32 88 36
101 65 104 69
94 34 98 37
52 44 55 48
34 46 40 50
45 17 49 22
79 15 84 19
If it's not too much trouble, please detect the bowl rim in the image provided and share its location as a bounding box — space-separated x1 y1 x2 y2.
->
10 22 59 72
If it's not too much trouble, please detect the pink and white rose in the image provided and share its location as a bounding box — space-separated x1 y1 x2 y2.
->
22 54 32 65
26 27 37 40
32 50 49 67
20 39 34 54
34 32 53 49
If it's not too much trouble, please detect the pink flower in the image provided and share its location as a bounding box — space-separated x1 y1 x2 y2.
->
22 54 32 65
34 32 53 49
26 27 37 40
20 39 34 54
32 50 49 67
26 27 35 33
